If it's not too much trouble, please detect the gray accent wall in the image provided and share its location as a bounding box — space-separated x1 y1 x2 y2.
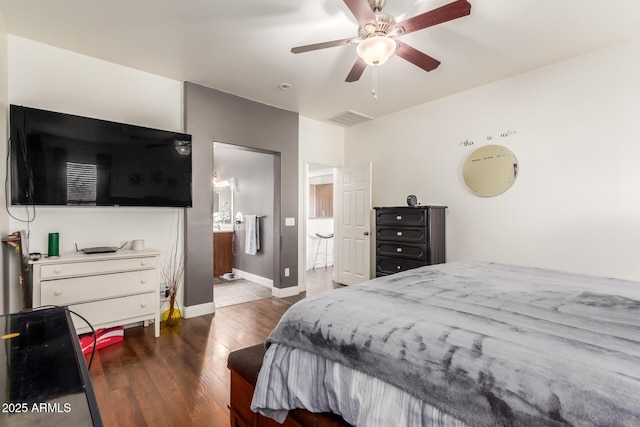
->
183 82 299 308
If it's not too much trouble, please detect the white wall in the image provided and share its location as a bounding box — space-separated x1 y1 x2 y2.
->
298 116 344 287
7 36 186 311
346 37 640 281
0 11 10 313
0 6 6 397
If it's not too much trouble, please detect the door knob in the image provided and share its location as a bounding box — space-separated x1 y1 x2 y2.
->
363 231 370 236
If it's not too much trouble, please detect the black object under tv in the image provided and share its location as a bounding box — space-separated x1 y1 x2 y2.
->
10 104 193 207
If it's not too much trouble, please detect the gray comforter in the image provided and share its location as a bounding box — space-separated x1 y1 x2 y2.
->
264 262 640 426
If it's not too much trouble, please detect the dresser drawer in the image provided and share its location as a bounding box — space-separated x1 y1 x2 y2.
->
376 226 426 243
41 270 156 306
40 256 157 280
69 292 156 330
376 256 426 276
376 241 428 260
375 209 427 227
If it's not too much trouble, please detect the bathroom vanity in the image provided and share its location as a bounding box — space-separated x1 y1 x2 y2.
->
214 231 234 277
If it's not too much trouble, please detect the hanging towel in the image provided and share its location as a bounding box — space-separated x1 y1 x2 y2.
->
245 215 260 255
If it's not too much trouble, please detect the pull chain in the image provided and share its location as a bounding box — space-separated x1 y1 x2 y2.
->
372 65 378 100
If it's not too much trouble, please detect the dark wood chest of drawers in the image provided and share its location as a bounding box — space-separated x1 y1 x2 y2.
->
374 206 446 277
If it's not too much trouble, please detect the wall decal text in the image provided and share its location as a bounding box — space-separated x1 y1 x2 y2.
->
460 129 518 147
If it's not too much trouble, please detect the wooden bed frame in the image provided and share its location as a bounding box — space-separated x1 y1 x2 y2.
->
228 344 351 427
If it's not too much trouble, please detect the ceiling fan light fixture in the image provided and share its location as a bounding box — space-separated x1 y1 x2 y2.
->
356 35 397 66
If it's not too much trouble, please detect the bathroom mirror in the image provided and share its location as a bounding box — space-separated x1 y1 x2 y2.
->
463 145 518 197
213 178 235 231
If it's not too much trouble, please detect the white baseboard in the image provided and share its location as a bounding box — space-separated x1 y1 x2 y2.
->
271 285 300 298
233 268 273 288
183 302 215 318
232 268 300 298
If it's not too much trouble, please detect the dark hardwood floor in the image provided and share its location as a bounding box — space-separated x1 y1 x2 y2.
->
86 269 342 427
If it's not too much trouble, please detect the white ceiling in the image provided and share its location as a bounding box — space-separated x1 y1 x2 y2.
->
1 0 640 125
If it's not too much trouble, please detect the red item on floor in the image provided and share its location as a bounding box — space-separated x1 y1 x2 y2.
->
79 326 124 355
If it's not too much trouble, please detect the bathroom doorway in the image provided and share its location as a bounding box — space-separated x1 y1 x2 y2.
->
212 142 279 308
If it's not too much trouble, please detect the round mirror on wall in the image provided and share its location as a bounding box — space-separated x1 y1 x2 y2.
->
463 145 518 197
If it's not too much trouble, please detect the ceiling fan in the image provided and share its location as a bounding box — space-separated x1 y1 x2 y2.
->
291 0 471 82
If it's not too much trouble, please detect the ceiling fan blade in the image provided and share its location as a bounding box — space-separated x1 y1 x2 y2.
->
345 57 367 82
395 42 441 72
343 0 376 26
397 0 471 35
291 37 354 54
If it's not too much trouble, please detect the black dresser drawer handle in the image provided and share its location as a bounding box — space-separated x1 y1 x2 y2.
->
396 215 402 220
396 231 403 236
396 248 403 253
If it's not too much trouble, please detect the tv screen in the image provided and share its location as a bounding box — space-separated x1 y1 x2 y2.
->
10 105 193 207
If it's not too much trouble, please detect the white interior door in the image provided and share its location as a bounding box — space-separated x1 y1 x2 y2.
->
336 163 372 285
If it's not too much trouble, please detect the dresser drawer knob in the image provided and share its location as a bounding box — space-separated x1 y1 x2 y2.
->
54 267 63 274
54 289 62 296
140 303 147 308
396 231 403 237
140 260 147 266
396 265 401 270
396 215 402 221
140 279 147 284
396 248 403 253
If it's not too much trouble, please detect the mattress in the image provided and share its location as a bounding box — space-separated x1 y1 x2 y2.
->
251 261 640 426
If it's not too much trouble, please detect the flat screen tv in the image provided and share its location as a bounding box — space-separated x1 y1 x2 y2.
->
10 105 193 207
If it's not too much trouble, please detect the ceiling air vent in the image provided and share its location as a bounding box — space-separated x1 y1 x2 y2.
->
327 110 374 127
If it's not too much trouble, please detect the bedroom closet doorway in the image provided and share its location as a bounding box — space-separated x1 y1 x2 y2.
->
212 142 279 308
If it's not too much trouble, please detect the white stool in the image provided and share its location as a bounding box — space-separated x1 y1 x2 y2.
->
313 233 333 269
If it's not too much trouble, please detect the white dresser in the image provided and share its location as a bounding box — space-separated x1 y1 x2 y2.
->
30 249 161 337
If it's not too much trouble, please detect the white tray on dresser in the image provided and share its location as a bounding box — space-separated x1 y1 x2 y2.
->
30 248 161 337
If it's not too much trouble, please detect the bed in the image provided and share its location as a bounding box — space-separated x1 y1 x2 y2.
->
250 261 640 426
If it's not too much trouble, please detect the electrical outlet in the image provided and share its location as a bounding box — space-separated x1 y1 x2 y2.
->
284 268 290 277
160 282 167 297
